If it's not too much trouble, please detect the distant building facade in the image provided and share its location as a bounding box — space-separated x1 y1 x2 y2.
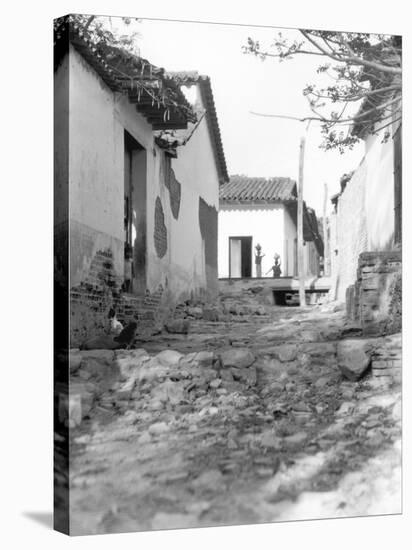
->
218 176 323 279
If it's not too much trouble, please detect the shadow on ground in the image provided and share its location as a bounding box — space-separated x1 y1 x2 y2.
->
23 512 53 529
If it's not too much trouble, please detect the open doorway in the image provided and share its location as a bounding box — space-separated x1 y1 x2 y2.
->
229 236 252 278
124 130 147 294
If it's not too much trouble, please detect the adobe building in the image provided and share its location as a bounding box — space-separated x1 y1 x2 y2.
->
54 19 228 346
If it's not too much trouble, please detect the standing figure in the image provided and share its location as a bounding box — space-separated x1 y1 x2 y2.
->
266 253 282 278
254 244 265 278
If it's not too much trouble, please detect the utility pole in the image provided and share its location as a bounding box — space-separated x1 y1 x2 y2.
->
297 121 310 308
322 182 329 276
250 112 312 308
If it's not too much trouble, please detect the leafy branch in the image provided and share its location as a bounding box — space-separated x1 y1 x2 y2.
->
54 15 197 124
244 30 402 151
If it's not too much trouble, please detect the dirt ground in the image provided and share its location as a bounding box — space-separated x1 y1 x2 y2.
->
65 294 401 535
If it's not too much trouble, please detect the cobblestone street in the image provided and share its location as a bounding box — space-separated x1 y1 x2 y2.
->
65 293 401 535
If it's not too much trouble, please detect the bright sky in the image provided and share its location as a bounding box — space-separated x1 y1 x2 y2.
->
112 17 365 216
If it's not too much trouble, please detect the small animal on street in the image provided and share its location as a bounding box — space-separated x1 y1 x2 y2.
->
108 308 124 335
114 321 138 349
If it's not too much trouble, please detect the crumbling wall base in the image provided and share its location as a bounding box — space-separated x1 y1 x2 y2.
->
346 250 401 336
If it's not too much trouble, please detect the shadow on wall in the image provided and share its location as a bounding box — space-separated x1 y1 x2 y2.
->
199 197 218 292
332 275 340 303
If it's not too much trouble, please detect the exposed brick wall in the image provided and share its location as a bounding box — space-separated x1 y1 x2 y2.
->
116 284 165 331
386 271 402 334
70 249 122 346
69 246 168 346
154 197 167 258
347 251 402 335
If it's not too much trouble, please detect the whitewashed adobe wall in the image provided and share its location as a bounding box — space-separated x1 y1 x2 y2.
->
364 132 395 250
69 44 149 286
169 83 220 298
68 46 219 301
330 160 368 301
330 128 396 301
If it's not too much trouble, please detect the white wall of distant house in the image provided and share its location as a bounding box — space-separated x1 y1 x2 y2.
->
218 203 286 278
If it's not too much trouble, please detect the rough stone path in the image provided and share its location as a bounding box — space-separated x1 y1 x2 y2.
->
67 299 401 535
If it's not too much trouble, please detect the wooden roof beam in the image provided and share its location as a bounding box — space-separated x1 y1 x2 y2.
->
151 122 188 130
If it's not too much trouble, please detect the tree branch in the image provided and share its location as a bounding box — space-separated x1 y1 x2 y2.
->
250 96 400 127
300 30 401 74
372 115 402 135
84 15 96 30
306 83 400 103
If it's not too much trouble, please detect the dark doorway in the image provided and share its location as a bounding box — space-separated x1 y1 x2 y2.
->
124 130 147 294
229 236 252 278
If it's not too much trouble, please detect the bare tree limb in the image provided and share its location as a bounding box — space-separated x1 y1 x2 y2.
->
300 30 401 74
251 96 400 126
245 29 402 150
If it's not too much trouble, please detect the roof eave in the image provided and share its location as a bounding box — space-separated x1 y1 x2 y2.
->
57 19 197 131
219 198 296 206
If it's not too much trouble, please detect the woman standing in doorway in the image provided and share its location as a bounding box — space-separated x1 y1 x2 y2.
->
254 244 265 278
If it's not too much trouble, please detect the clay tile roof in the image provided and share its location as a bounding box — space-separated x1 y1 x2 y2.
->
220 175 297 203
54 17 197 131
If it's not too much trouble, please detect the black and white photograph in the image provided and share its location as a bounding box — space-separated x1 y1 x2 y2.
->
4 3 410 547
52 12 403 536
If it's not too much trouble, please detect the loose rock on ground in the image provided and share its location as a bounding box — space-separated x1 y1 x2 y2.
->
65 294 401 535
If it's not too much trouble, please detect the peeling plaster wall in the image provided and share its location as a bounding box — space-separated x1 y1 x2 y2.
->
218 204 286 278
156 82 221 301
60 48 221 342
69 45 140 284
